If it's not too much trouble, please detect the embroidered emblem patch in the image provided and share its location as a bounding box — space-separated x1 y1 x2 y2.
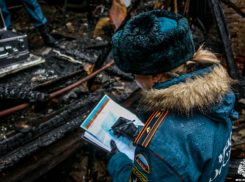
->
129 165 148 182
135 154 150 173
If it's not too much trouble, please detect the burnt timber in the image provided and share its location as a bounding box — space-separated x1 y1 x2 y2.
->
0 129 85 182
0 0 245 181
0 3 140 174
208 0 242 99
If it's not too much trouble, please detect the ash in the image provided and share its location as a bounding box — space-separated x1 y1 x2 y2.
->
0 2 140 178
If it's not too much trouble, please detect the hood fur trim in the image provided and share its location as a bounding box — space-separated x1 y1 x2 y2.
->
138 65 236 115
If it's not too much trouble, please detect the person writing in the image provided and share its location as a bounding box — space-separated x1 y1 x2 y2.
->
107 9 238 182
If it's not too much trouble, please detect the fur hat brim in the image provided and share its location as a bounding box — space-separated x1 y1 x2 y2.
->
112 10 195 75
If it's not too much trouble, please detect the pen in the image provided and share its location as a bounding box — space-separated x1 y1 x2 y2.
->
109 120 135 131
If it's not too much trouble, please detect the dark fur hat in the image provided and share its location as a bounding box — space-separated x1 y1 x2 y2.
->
112 10 195 75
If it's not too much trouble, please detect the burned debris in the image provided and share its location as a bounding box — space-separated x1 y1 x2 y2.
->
0 1 142 177
0 86 50 102
0 0 244 181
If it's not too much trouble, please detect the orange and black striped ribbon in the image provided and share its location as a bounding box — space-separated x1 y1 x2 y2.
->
134 109 169 148
134 110 158 144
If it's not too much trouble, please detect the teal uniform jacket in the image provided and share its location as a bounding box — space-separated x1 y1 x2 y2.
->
108 65 238 182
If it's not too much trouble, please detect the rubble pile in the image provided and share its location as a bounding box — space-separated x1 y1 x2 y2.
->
0 1 141 179
0 0 244 181
0 86 50 102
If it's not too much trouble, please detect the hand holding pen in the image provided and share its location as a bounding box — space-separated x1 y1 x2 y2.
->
110 117 139 141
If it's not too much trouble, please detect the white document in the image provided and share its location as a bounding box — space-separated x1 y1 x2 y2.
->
81 94 143 161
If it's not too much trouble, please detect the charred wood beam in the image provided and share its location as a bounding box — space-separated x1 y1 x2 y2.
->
0 117 85 172
174 0 178 13
87 0 142 90
232 139 245 147
190 17 207 35
29 69 85 91
137 1 155 11
0 86 49 102
86 41 112 90
196 17 206 33
0 129 84 182
208 0 242 99
183 0 190 16
220 0 245 17
86 43 108 49
113 82 140 103
31 101 79 127
88 145 97 182
164 0 171 10
63 0 68 19
154 0 171 10
0 99 98 157
64 50 97 63
0 61 115 118
49 60 114 98
106 64 133 80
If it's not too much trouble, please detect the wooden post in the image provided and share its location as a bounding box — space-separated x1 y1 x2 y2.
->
208 0 242 99
183 0 190 16
0 129 85 182
174 0 178 13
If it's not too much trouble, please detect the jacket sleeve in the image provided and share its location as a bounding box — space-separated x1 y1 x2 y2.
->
108 153 132 182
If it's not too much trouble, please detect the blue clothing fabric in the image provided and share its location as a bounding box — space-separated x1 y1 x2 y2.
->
108 153 133 182
108 66 238 182
157 17 177 33
0 0 12 30
0 0 47 30
117 17 177 39
111 10 195 75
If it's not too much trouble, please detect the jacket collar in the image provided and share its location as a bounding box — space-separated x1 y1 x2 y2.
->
153 65 214 89
138 64 236 115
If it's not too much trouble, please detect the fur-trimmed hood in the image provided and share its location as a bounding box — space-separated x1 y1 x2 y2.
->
138 64 237 118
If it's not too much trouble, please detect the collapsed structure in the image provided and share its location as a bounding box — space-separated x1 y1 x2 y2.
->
0 0 245 181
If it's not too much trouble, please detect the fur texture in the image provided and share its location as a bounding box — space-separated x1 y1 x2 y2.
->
138 65 236 115
112 9 195 75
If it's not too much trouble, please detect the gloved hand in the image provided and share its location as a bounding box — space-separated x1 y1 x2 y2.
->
111 117 139 141
107 140 120 161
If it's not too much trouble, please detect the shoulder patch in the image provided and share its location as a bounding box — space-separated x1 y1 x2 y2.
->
129 165 148 182
135 154 150 173
134 109 169 148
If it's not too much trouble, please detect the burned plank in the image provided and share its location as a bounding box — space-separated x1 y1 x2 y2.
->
106 65 133 80
0 116 86 172
30 69 86 92
220 0 245 17
103 51 133 80
208 0 242 99
0 129 85 182
0 61 114 119
183 0 191 16
0 86 49 102
49 60 114 98
0 55 83 90
0 1 145 177
65 49 97 63
0 97 98 156
174 0 178 13
136 0 155 13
